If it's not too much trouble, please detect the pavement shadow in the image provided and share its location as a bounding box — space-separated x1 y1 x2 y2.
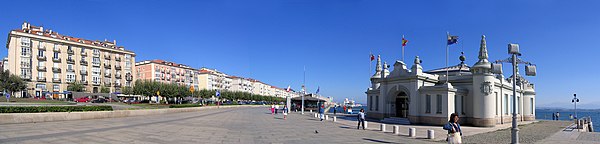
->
362 138 399 144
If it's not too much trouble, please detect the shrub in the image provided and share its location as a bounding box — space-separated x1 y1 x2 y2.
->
0 106 113 113
169 104 202 108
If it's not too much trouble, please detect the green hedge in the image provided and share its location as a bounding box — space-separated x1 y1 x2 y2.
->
169 104 203 108
0 106 113 113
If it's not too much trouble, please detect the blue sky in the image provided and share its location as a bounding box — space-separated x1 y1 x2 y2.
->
1 0 599 108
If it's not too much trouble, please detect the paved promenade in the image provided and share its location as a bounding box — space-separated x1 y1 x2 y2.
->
0 107 436 144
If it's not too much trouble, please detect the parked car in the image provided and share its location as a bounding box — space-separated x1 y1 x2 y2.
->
74 97 90 103
91 98 107 103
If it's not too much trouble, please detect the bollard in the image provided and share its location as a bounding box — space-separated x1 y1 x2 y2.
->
380 124 386 132
427 130 435 139
409 128 416 137
310 110 313 113
325 115 329 121
314 113 317 118
333 116 337 122
393 125 400 135
364 121 369 129
589 121 594 132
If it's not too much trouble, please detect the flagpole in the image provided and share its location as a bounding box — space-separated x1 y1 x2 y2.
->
402 35 405 62
446 32 449 84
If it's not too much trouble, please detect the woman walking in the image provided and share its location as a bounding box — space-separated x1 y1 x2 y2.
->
443 113 462 144
271 104 275 116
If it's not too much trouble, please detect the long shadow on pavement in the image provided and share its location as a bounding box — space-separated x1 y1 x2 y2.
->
362 138 399 144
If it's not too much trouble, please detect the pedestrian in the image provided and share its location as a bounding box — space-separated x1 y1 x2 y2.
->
283 106 288 120
556 112 560 121
570 114 573 120
357 109 366 130
552 112 555 120
319 105 325 121
275 105 279 114
443 113 462 144
271 104 275 115
333 106 337 115
343 105 347 114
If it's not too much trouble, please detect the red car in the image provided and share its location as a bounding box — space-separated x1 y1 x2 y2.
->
74 97 90 103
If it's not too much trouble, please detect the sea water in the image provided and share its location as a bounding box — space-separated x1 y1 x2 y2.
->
536 109 600 132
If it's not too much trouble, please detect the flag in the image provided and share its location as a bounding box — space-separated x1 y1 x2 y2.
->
447 33 458 45
315 86 320 94
286 85 291 92
402 37 408 46
370 54 375 61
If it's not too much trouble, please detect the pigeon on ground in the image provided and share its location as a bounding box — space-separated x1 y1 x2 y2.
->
315 130 319 133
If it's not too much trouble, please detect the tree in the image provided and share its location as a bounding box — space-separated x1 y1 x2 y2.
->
100 86 110 93
122 86 133 95
67 82 85 92
0 70 27 98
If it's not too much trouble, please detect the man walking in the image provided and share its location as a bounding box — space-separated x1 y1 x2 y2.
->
556 112 560 121
333 106 337 115
319 105 325 121
357 109 366 130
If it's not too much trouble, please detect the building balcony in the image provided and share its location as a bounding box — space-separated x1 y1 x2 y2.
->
80 60 88 66
67 68 75 72
67 49 74 54
104 55 111 60
81 52 87 56
114 83 121 87
52 78 61 83
52 67 61 72
66 59 75 64
104 64 111 69
37 66 46 71
104 82 111 86
166 70 171 74
37 55 46 61
115 65 121 70
115 74 122 79
92 81 100 86
37 77 46 82
115 57 121 61
80 80 88 85
66 80 76 84
105 73 111 77
80 70 87 75
52 57 61 62
53 48 60 52
38 45 46 50
20 75 31 80
92 62 100 67
93 52 100 57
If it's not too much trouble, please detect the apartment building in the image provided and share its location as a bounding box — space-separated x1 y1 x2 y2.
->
230 76 253 93
135 60 198 89
5 22 136 98
197 68 232 91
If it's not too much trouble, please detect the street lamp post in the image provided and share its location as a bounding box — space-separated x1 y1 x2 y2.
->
572 93 579 119
493 43 536 144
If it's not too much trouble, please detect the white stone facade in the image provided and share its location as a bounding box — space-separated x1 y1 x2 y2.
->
366 35 536 127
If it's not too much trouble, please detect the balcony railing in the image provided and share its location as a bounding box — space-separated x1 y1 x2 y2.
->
105 73 111 77
92 62 100 67
20 75 31 80
81 51 87 56
38 45 46 50
115 65 121 70
67 49 74 54
53 48 60 52
104 64 111 69
115 57 121 61
104 82 111 86
67 68 75 72
52 78 61 83
114 83 121 87
52 67 61 72
37 55 46 61
92 81 101 86
80 70 87 75
104 55 111 60
93 52 100 57
52 57 61 62
80 80 88 85
37 77 46 82
80 60 88 66
37 66 46 71
115 74 122 79
66 59 75 64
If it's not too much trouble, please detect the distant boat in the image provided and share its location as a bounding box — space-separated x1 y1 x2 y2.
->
342 98 362 114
